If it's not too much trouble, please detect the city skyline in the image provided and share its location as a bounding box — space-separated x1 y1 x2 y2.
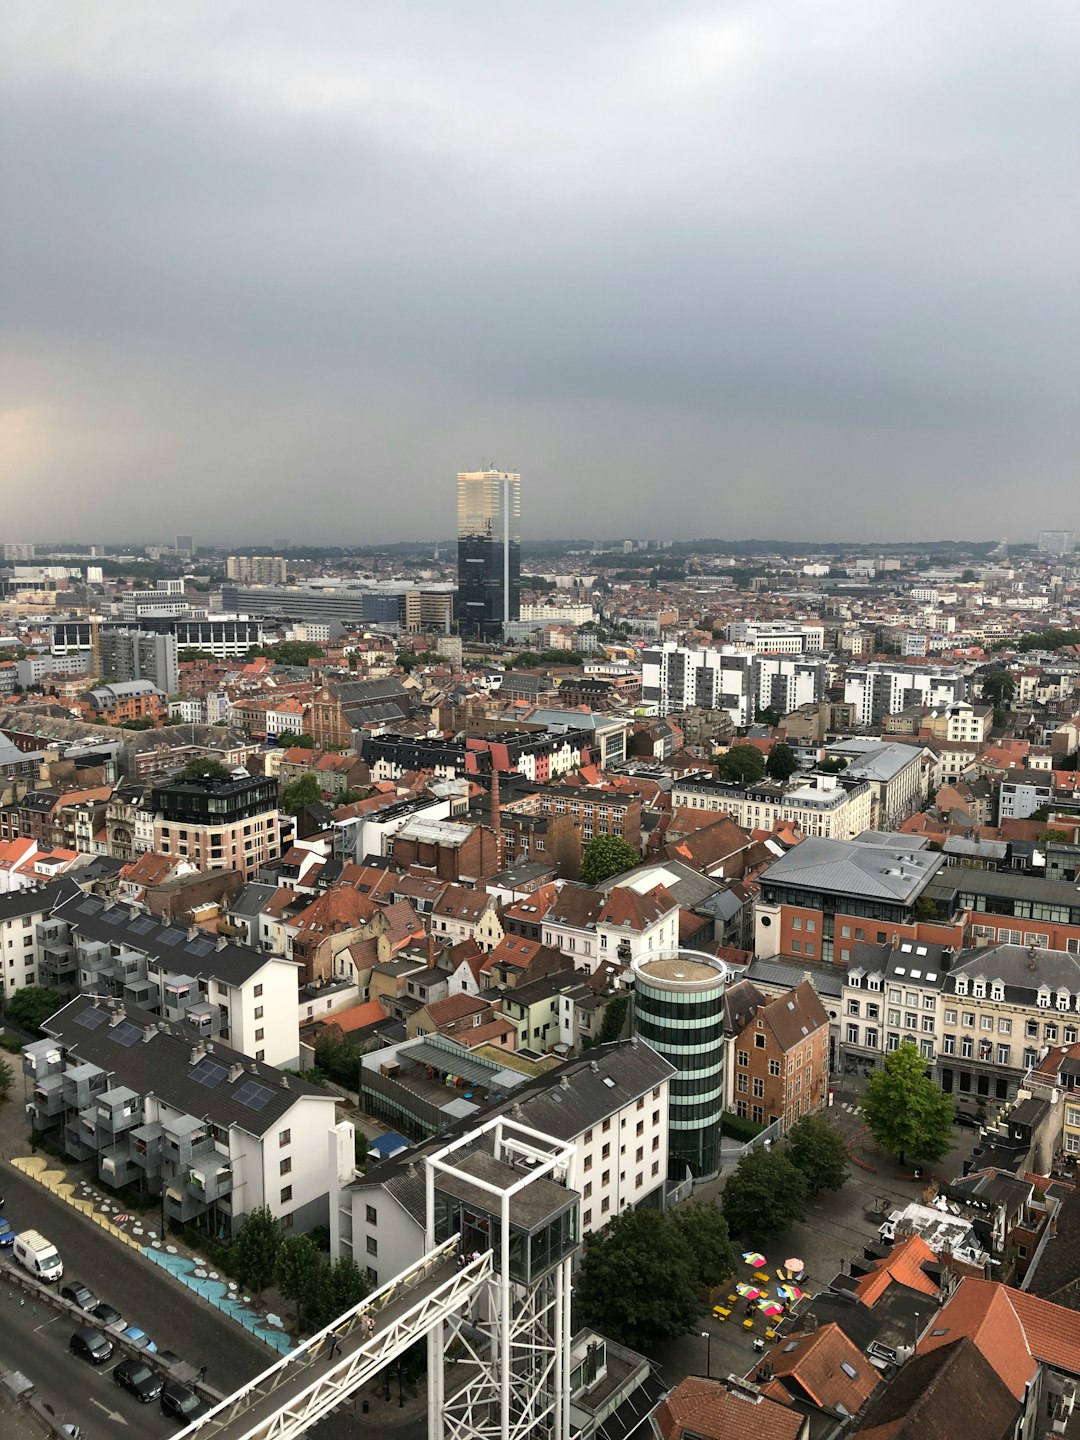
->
3 2 1077 543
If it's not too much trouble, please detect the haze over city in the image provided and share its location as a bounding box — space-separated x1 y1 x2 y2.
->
3 2 1078 542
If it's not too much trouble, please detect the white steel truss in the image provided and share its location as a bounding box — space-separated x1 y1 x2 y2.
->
178 1115 580 1440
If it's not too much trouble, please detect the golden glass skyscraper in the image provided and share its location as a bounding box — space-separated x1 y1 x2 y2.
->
455 468 521 638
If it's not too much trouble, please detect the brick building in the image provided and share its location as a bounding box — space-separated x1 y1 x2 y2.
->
725 978 830 1131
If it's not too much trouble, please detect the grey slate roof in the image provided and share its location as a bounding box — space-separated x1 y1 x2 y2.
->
948 943 1080 1001
744 957 845 999
53 890 281 988
0 875 83 923
43 997 329 1136
759 834 944 903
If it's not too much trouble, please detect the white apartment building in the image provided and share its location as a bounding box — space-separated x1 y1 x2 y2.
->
643 643 826 724
672 772 874 841
26 1000 337 1234
329 1040 674 1285
46 889 301 1067
844 663 968 726
724 621 825 653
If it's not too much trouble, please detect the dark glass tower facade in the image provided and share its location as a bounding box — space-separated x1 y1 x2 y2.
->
455 469 521 639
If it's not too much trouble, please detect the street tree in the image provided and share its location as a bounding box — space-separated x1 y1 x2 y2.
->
575 1208 700 1350
714 745 766 786
281 773 322 814
860 1041 953 1167
309 1255 370 1330
980 671 1015 709
765 743 798 783
721 1146 808 1241
177 758 232 780
276 732 315 750
580 835 639 886
274 1233 323 1327
5 986 62 1034
670 1199 736 1290
786 1113 849 1195
0 1057 13 1101
230 1206 282 1297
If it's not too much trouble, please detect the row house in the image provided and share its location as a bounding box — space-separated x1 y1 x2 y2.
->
334 1039 674 1287
1 877 82 997
842 935 1080 1112
24 997 337 1235
499 782 643 853
725 978 830 1131
429 885 503 951
672 772 874 842
46 888 301 1066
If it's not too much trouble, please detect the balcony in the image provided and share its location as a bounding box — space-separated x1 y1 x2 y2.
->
22 1037 64 1081
186 1160 233 1202
129 1122 164 1171
98 1148 142 1189
95 1086 143 1137
63 1117 98 1163
32 1075 65 1118
123 979 159 1012
62 1062 108 1110
163 1185 208 1225
162 1113 213 1165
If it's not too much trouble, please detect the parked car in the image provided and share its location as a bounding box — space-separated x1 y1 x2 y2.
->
954 1110 982 1130
161 1382 210 1425
69 1327 114 1366
114 1359 164 1404
122 1325 158 1353
89 1301 126 1332
60 1281 98 1311
0 1218 14 1248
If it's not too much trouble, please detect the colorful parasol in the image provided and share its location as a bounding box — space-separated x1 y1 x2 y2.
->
777 1283 804 1302
742 1251 767 1267
736 1283 764 1299
784 1257 805 1273
757 1300 784 1317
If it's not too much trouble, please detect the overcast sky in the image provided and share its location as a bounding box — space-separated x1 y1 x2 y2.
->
3 2 1078 546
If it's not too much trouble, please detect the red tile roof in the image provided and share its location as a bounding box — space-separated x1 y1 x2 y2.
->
854 1234 942 1305
917 1279 1036 1399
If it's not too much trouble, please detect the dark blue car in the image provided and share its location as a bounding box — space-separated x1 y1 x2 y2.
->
0 1218 14 1248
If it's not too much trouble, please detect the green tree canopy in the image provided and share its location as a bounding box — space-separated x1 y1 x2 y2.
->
860 1041 953 1166
274 1233 323 1326
177 757 233 781
230 1206 281 1296
721 1146 808 1240
817 756 848 775
574 1208 700 1350
0 1056 14 1101
980 671 1015 708
396 650 443 673
5 986 62 1034
281 772 322 813
580 834 640 886
765 743 798 783
276 731 315 750
250 642 325 666
308 1255 370 1330
756 706 781 727
714 745 766 786
584 996 628 1049
669 1199 736 1290
786 1113 849 1196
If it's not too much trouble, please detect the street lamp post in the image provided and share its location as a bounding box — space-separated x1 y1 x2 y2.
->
700 1331 711 1379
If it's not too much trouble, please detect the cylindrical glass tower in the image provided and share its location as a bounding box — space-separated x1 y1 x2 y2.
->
631 950 729 1180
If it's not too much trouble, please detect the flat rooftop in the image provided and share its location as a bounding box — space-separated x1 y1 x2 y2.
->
434 1150 576 1232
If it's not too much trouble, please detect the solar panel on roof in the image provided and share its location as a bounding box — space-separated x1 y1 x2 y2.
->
130 916 155 935
108 1020 142 1047
187 937 214 956
74 1005 109 1031
233 1079 276 1111
190 1057 228 1087
103 909 125 926
77 898 100 915
158 927 185 945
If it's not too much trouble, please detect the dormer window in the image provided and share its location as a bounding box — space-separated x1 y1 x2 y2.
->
955 978 968 997
1058 991 1071 1012
991 984 1005 1003
972 981 986 1000
1037 988 1051 1009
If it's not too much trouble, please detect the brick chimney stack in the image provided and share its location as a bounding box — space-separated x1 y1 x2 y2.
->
490 762 503 871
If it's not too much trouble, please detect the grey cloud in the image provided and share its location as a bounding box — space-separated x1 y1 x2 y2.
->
2 1 1078 542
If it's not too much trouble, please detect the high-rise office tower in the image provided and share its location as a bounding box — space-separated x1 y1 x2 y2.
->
455 468 521 638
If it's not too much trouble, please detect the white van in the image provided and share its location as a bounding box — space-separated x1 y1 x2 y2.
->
13 1230 63 1282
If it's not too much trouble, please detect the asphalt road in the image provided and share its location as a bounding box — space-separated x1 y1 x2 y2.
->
0 1162 270 1395
0 1278 177 1439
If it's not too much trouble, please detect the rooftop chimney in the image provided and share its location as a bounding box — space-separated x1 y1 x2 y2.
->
490 765 502 871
